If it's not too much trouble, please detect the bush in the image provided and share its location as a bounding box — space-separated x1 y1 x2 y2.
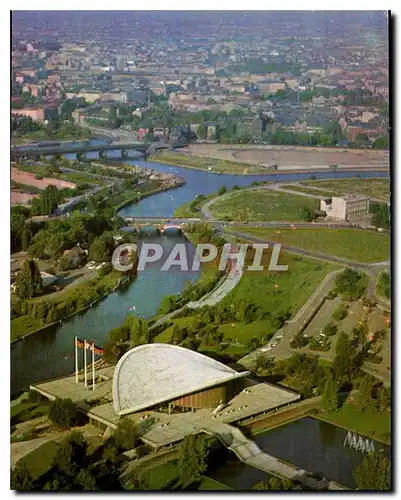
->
103 341 129 364
334 268 367 300
113 419 139 451
322 322 338 337
332 304 348 321
290 331 310 349
48 398 79 429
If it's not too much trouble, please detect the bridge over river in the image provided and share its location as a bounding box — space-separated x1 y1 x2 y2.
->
11 140 173 161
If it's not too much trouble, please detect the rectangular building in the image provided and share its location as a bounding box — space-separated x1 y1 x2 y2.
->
320 195 370 221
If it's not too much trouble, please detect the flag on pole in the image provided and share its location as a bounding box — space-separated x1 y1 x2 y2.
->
75 338 85 349
74 336 79 384
84 339 88 388
87 342 104 356
93 345 104 356
92 342 95 392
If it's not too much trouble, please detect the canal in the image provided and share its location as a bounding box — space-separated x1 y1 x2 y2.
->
209 417 390 490
11 142 389 395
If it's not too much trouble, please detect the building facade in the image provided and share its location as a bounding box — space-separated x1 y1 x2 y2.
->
320 195 370 221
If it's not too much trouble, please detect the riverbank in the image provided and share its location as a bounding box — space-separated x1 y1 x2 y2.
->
150 150 389 176
11 271 134 344
11 129 92 145
115 180 186 213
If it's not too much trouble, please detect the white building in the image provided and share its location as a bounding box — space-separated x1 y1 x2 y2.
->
320 195 370 221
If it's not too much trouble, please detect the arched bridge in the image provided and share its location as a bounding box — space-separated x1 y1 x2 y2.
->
11 141 172 161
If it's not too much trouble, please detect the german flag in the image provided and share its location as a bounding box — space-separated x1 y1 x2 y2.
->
75 338 85 349
93 345 104 356
87 342 104 355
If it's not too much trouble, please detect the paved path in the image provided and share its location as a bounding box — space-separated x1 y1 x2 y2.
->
150 260 243 331
187 266 243 310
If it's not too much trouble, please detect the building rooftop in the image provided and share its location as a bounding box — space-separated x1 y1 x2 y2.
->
113 344 250 416
339 194 370 201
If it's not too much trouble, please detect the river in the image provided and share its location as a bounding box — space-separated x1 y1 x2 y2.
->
11 142 389 395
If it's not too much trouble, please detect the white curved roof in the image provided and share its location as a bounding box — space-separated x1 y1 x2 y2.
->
112 343 249 415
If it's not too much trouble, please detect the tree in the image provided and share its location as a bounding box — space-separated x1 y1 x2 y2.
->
332 332 360 383
322 121 344 144
76 469 98 490
353 453 391 490
322 322 338 337
88 233 115 262
15 259 43 299
301 206 315 222
11 464 34 491
355 133 370 148
334 268 367 300
370 202 390 230
332 304 348 321
113 419 139 451
52 431 88 477
196 122 207 139
48 398 79 429
217 185 227 196
178 435 218 486
252 477 298 490
125 315 151 347
377 272 391 299
255 354 275 375
31 185 61 216
373 135 389 149
321 379 339 412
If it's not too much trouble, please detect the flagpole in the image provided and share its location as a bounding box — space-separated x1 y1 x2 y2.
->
84 339 87 388
92 342 95 392
75 336 78 384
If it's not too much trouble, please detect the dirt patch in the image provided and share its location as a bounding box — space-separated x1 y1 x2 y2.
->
11 167 76 190
233 148 388 166
11 191 38 205
183 144 389 167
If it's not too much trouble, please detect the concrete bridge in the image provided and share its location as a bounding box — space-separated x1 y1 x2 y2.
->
11 141 171 161
200 423 348 491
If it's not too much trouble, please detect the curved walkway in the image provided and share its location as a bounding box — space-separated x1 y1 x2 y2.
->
150 262 243 331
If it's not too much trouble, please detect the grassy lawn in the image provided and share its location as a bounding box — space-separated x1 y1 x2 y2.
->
11 400 49 425
222 250 337 318
151 150 267 175
229 226 390 263
136 459 232 490
156 251 337 357
12 128 91 144
301 178 390 202
198 476 232 490
113 180 165 211
280 184 335 197
138 460 179 490
318 404 391 444
16 440 59 479
210 189 319 222
11 316 45 341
